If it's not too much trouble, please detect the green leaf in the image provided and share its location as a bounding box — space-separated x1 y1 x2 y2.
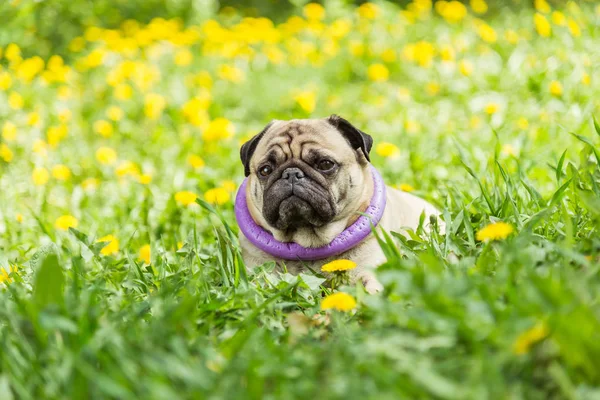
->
33 254 65 310
549 178 572 206
593 116 600 137
556 149 567 183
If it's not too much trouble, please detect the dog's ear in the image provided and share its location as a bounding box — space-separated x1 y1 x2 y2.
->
326 115 373 162
240 121 274 177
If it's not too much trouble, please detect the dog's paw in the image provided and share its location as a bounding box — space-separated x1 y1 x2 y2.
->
361 274 383 294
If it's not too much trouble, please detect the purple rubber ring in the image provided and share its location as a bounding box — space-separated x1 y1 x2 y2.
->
235 165 387 261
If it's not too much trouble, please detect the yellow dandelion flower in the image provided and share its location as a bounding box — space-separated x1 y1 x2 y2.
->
106 105 124 121
221 180 236 192
115 160 140 178
484 102 499 115
470 0 488 14
144 93 167 120
582 73 590 86
459 60 473 76
376 142 400 158
2 121 17 141
567 18 581 38
8 91 24 110
174 49 193 66
367 63 389 82
27 111 41 127
82 178 99 191
294 90 317 113
94 119 114 137
517 117 529 130
139 244 151 264
203 118 235 141
438 1 467 24
96 234 119 256
32 167 50 185
16 213 24 223
187 154 205 169
381 48 396 63
52 164 71 181
551 11 566 26
0 144 13 163
321 259 357 272
534 0 550 13
138 174 152 185
303 3 325 21
204 188 230 205
513 322 549 355
476 222 514 241
5 43 21 63
349 41 365 57
399 183 415 192
478 23 497 43
549 80 562 97
0 71 13 90
57 86 72 100
55 215 78 230
115 83 133 100
357 3 379 19
96 147 117 165
321 292 357 312
534 13 551 37
426 82 440 95
217 64 245 83
501 144 517 157
175 191 198 206
0 265 18 285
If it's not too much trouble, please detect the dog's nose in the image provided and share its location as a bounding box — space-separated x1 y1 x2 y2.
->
282 167 305 183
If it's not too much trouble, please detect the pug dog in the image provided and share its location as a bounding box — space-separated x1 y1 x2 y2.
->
237 115 444 293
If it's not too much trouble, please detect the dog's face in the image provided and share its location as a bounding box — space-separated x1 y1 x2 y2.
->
240 115 374 247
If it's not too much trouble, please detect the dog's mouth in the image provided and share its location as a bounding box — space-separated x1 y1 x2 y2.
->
263 180 336 231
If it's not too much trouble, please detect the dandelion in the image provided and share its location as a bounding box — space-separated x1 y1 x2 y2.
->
115 161 140 178
27 111 41 127
303 3 325 21
438 1 467 24
534 0 550 14
97 234 119 256
551 11 565 26
55 215 78 230
187 154 205 169
357 3 379 19
94 120 114 137
32 167 50 185
96 147 117 165
203 118 235 141
0 144 13 163
517 117 529 130
501 144 517 157
175 191 197 206
513 322 549 355
82 178 99 191
294 90 317 113
52 165 71 181
16 213 23 223
567 18 581 38
138 174 152 185
221 180 236 192
504 30 519 44
376 142 400 158
4 43 21 63
321 292 357 312
399 183 415 192
115 83 133 100
139 244 151 264
174 49 193 66
58 109 72 124
2 122 17 141
217 64 245 83
478 23 497 43
534 13 551 37
8 92 24 110
582 73 590 86
106 106 124 121
0 71 12 90
144 93 166 120
484 102 499 115
459 60 473 76
476 222 514 241
470 0 488 14
367 63 389 82
321 260 357 272
0 265 18 285
204 188 230 205
426 82 440 95
549 80 562 97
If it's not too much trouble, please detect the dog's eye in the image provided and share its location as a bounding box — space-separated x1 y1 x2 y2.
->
259 165 273 177
317 159 335 171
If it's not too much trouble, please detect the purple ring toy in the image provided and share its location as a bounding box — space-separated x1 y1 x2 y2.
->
235 165 387 261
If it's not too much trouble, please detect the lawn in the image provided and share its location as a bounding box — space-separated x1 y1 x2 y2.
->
1 0 600 398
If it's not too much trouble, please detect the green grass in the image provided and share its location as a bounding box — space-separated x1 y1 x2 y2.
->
1 1 600 398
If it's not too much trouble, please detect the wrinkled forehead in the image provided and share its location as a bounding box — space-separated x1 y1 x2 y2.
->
252 119 352 165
